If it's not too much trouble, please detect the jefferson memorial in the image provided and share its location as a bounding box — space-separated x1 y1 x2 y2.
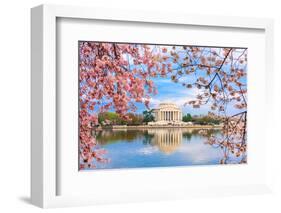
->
148 103 186 126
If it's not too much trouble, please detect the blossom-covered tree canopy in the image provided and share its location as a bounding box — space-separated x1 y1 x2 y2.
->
79 42 247 169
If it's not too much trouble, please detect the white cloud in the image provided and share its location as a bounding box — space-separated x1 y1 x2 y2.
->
137 146 158 155
177 142 221 163
149 88 202 108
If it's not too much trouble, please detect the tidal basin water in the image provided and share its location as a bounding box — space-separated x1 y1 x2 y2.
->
91 128 239 170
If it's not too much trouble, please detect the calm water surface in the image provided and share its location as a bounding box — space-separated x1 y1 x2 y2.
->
91 128 239 170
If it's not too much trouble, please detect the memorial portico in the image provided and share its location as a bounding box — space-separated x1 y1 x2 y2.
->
153 103 182 122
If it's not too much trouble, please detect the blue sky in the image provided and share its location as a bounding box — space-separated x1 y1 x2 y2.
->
134 75 211 115
85 44 247 117
135 75 245 116
135 45 247 116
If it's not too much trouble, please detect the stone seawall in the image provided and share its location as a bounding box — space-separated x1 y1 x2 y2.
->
100 125 222 130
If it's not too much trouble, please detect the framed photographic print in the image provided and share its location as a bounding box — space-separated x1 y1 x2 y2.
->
31 4 274 208
78 41 247 170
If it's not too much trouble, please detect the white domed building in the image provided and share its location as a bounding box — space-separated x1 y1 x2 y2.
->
148 103 186 126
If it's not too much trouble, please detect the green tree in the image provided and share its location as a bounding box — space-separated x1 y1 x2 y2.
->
98 112 145 125
126 113 143 126
98 112 119 125
142 110 155 124
182 113 192 122
191 114 222 125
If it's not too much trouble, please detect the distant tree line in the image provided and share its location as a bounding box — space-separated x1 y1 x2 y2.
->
98 111 221 126
182 112 222 125
98 111 154 126
98 112 142 126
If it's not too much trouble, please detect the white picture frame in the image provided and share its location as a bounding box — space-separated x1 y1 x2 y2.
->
31 4 274 208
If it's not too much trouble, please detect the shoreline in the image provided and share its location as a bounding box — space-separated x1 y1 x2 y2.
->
97 125 223 130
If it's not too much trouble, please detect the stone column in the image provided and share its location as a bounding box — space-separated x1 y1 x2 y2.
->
169 111 171 121
169 111 172 121
169 111 170 121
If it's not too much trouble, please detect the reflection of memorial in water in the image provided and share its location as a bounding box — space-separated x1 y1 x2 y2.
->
148 129 184 154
